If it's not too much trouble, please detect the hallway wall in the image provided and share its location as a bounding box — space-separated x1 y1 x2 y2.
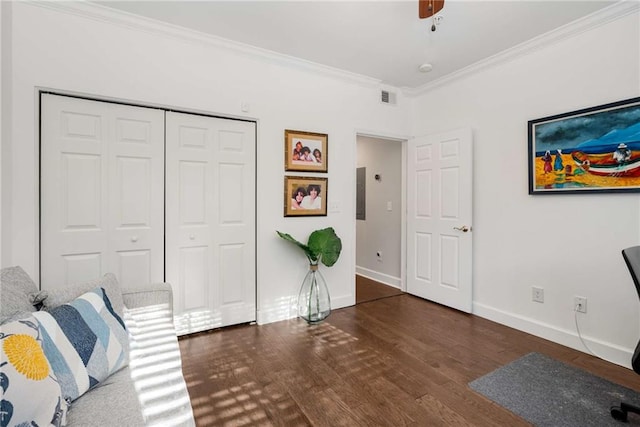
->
356 136 403 287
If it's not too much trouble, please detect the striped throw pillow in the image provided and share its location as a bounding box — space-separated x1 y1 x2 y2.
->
33 287 128 401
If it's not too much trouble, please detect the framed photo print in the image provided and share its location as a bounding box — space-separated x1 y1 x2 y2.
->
285 129 328 172
528 96 640 194
284 176 328 217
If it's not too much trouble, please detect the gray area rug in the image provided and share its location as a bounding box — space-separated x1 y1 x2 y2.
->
469 352 640 426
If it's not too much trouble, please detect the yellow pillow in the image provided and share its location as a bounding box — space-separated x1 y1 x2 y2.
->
0 315 68 426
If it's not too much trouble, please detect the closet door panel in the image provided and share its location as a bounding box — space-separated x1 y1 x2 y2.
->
180 246 210 312
219 243 245 309
166 111 256 335
116 156 152 227
166 113 215 334
61 253 102 285
216 121 256 326
107 103 164 288
62 153 102 230
41 94 164 289
179 160 208 225
116 249 151 288
219 163 244 224
42 96 109 286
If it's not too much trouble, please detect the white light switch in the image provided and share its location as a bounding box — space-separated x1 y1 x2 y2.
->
329 200 341 213
387 201 392 211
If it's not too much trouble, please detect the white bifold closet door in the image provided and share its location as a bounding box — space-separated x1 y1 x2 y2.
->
41 95 256 335
165 111 256 335
41 94 165 289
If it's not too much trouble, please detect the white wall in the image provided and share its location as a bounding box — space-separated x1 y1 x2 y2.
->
0 2 3 268
356 136 402 287
410 9 640 367
4 2 409 323
0 1 11 268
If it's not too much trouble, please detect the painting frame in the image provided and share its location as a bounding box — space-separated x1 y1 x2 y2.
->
284 176 328 217
285 129 328 173
528 96 640 195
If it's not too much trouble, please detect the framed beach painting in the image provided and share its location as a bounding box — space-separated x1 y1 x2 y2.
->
528 97 640 194
285 129 328 173
284 176 327 217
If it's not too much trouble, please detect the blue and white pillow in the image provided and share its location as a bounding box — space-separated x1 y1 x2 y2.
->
0 315 68 427
33 287 128 402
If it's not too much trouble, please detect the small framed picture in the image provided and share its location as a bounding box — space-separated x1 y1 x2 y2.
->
285 129 328 173
284 176 328 217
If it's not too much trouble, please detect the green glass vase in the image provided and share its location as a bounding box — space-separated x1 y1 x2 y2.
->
298 263 331 323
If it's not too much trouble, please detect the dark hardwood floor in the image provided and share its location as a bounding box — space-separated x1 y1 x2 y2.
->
355 275 403 304
179 293 639 426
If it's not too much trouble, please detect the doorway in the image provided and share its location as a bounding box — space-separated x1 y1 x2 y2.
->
355 135 405 304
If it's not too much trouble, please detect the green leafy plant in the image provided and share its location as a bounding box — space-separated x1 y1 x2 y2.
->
276 227 342 267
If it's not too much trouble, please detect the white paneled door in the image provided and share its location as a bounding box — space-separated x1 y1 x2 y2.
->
41 95 257 335
165 111 256 335
406 128 473 312
41 94 165 289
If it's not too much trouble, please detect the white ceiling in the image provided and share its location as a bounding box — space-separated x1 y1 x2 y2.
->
96 0 618 89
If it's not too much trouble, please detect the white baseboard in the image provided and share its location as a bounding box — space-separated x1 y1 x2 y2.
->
331 293 356 310
257 293 354 325
473 302 633 369
256 292 634 369
356 266 402 289
256 295 298 325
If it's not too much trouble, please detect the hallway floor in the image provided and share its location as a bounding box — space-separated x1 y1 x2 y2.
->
355 274 403 304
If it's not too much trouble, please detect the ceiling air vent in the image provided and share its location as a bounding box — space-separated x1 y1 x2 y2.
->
380 90 397 105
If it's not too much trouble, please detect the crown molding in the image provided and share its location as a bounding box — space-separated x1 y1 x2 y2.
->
403 0 640 97
27 1 383 89
24 0 636 97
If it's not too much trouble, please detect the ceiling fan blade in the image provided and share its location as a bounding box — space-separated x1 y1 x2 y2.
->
419 0 445 19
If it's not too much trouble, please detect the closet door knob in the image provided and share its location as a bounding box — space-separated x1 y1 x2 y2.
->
131 236 139 242
189 234 195 240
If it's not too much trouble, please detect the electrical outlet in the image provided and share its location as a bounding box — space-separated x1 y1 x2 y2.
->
376 251 382 262
532 287 544 303
574 296 587 313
